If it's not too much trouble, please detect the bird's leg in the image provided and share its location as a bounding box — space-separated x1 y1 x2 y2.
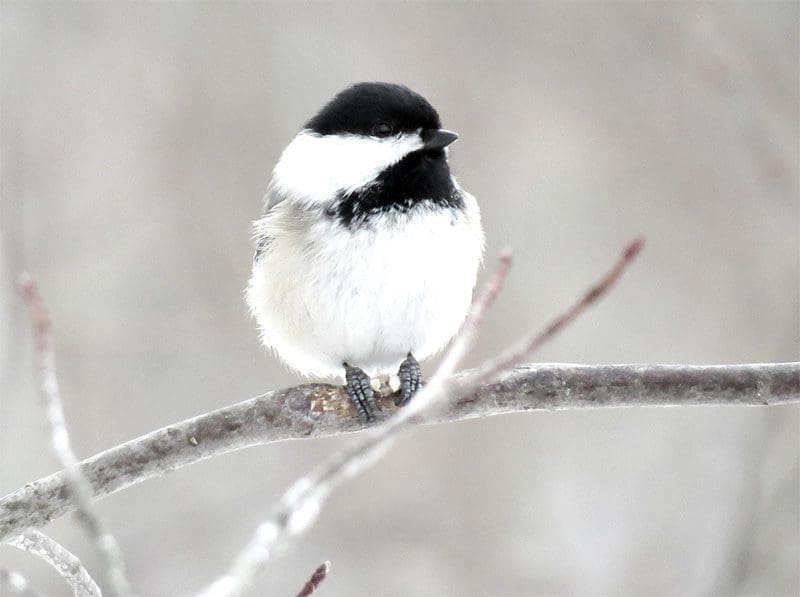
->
396 352 422 406
343 362 380 423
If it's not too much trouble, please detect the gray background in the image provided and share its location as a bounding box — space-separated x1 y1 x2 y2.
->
1 2 798 596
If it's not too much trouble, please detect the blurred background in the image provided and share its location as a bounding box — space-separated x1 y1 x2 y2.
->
1 2 797 596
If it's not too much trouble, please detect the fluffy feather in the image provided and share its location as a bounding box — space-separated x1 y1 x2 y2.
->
247 189 482 378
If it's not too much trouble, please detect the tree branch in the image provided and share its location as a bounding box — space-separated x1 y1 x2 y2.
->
1 363 796 544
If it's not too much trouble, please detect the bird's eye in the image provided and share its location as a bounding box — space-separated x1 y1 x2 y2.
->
372 122 394 137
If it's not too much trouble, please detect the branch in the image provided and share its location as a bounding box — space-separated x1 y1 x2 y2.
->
16 275 135 597
7 530 101 597
1 363 796 544
295 561 329 597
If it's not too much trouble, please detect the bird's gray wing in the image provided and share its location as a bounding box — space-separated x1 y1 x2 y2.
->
252 183 285 263
262 180 286 213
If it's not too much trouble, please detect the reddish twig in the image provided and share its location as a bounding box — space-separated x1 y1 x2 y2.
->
296 561 330 597
466 237 645 383
525 237 643 358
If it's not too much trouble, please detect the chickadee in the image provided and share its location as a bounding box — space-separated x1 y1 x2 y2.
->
246 82 483 422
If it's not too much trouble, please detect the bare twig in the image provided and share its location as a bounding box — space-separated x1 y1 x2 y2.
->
458 237 646 389
7 530 101 597
197 250 516 596
1 362 796 543
15 275 135 597
0 568 50 597
296 561 330 597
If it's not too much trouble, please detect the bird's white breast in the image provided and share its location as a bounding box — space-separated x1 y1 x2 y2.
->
247 195 483 379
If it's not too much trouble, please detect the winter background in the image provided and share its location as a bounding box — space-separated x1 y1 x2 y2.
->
1 2 798 596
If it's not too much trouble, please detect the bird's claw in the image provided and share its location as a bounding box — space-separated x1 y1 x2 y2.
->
396 352 422 406
343 362 381 423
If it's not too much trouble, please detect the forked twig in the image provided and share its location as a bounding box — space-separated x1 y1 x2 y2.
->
16 275 135 597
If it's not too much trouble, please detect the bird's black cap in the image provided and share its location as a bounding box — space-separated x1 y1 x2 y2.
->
305 82 442 137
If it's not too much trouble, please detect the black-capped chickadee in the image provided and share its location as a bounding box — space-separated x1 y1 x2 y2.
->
246 82 484 422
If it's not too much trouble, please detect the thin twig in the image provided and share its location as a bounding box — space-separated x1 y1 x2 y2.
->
296 561 330 597
16 274 135 597
7 530 101 597
1 362 796 543
458 237 646 390
0 568 50 597
197 250 515 597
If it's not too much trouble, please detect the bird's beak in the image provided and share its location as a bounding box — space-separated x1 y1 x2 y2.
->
421 128 458 150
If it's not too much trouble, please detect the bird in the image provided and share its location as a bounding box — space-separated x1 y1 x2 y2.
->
246 82 484 422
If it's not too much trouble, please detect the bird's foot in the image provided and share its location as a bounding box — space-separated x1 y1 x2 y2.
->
343 362 381 423
396 352 422 406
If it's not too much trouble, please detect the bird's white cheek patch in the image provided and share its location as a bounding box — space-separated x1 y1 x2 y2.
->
271 131 422 206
